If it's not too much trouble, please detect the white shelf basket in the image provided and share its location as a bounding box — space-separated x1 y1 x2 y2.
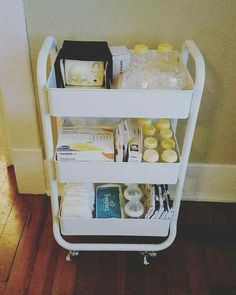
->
55 161 180 184
47 70 194 119
59 216 170 237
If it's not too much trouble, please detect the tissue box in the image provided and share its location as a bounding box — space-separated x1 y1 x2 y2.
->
54 40 113 88
57 126 115 162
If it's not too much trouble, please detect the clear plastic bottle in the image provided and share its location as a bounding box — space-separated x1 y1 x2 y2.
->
132 44 150 65
156 43 186 90
157 43 177 66
124 185 143 201
124 196 144 218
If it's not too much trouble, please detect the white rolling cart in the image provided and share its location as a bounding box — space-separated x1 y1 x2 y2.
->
37 36 205 262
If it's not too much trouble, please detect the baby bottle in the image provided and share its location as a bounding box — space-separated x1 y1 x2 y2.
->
143 137 159 163
157 43 185 89
124 185 144 218
124 185 143 201
132 44 150 65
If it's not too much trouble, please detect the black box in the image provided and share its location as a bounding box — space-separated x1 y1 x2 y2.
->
54 40 113 89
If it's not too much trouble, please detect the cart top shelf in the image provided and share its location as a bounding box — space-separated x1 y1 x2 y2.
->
47 69 194 118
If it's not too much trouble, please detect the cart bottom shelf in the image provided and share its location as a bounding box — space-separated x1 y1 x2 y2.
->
59 217 170 237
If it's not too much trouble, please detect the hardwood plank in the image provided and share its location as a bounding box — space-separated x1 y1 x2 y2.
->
206 245 236 288
0 282 6 294
164 244 190 292
167 286 191 295
3 196 49 295
0 195 32 281
98 252 124 295
27 209 60 295
185 245 210 295
124 252 145 295
51 247 77 295
74 252 103 295
143 252 168 295
210 285 236 295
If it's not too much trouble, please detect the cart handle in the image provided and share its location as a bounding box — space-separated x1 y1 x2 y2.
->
181 40 205 111
37 36 58 90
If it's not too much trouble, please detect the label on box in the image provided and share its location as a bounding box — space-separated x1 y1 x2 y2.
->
96 186 121 218
57 126 114 162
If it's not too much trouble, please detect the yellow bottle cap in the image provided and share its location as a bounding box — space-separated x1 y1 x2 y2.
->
161 138 176 150
156 119 170 130
160 128 173 139
143 149 159 163
134 44 149 53
144 137 157 149
161 149 178 163
138 118 152 126
158 43 173 52
143 125 156 136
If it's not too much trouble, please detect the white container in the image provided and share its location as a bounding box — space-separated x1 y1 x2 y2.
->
59 215 170 237
55 160 180 184
47 68 194 119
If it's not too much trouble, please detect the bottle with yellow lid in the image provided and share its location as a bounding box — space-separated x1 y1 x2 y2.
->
156 119 171 130
161 149 178 163
156 43 186 90
160 138 176 150
132 44 150 65
144 137 157 149
143 124 156 137
143 148 159 163
157 43 177 65
159 128 173 139
137 118 152 126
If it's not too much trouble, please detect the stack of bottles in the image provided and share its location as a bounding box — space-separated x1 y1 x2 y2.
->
119 43 187 90
140 118 178 163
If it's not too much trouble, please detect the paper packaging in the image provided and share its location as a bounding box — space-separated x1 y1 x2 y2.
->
127 125 143 162
57 126 115 162
109 46 130 79
96 184 124 218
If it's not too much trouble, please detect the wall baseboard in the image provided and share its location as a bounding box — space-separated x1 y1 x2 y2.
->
183 163 236 203
11 148 46 194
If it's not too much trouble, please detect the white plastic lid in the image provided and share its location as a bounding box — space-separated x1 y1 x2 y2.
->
124 199 144 218
124 185 143 201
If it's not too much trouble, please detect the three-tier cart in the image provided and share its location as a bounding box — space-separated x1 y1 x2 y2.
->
37 36 205 260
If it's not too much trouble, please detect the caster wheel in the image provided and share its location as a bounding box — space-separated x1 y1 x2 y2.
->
66 250 79 262
139 251 158 265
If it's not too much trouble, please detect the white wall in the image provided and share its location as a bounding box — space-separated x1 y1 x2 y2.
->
0 0 45 193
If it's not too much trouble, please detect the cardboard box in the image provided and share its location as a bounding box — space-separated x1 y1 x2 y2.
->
109 46 130 79
57 126 115 162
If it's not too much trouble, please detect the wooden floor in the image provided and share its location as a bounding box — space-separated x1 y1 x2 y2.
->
0 154 236 295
